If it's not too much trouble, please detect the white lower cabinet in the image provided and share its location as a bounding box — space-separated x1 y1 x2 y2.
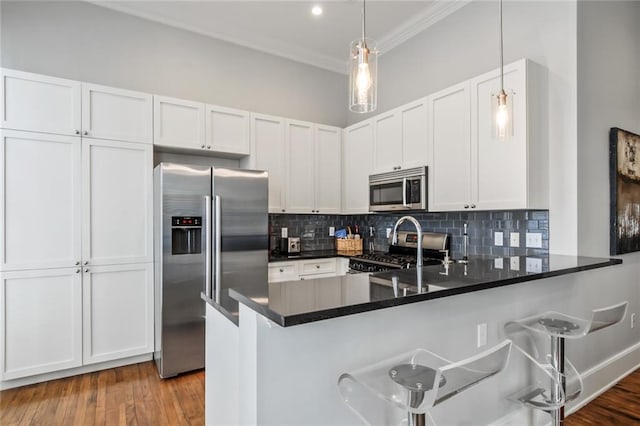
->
0 268 82 381
268 258 343 283
82 263 153 365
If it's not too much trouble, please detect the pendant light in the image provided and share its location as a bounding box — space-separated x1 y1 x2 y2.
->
495 0 509 141
349 0 377 113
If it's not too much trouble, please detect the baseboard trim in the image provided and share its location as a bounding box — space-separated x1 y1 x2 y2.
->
0 353 153 390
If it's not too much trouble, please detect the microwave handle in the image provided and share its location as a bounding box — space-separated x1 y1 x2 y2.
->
402 178 409 207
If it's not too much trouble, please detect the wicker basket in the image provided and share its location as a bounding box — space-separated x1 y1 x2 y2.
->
335 238 363 252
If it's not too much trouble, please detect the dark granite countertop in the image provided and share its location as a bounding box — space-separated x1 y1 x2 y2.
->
268 249 360 262
230 255 622 327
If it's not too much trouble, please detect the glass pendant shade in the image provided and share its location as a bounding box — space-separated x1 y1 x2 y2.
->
495 89 509 141
349 38 378 113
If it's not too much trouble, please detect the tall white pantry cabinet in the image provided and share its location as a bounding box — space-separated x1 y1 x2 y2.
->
0 69 153 383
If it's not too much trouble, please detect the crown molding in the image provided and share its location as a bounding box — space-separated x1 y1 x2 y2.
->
89 1 349 75
377 0 473 55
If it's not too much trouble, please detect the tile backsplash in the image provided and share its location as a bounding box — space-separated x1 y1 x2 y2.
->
269 210 549 258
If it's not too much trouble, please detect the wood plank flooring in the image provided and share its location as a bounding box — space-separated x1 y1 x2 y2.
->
0 362 637 425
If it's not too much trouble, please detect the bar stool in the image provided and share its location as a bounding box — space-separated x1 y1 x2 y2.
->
504 301 628 426
337 340 512 425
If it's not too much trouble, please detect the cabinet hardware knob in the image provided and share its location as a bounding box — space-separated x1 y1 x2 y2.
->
201 145 205 149
207 145 211 149
464 204 469 209
282 209 285 213
75 261 80 266
279 268 284 272
316 265 320 269
76 269 80 274
84 268 89 273
83 130 88 136
84 261 88 265
471 204 476 208
75 130 80 135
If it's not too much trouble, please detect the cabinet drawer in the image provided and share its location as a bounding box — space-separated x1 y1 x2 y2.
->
268 262 298 283
298 258 337 276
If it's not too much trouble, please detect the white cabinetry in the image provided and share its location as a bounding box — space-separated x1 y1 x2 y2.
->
286 121 342 214
371 99 429 174
268 258 343 283
342 121 373 214
1 130 81 271
81 83 152 144
205 104 250 156
428 59 545 212
250 114 287 213
82 263 153 365
153 96 205 150
0 268 82 380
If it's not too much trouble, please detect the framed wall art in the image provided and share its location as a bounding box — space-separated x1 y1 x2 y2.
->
610 127 640 255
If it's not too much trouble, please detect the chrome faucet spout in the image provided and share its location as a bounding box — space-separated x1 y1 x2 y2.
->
391 216 423 269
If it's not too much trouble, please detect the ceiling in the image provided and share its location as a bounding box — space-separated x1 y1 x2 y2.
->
91 1 471 74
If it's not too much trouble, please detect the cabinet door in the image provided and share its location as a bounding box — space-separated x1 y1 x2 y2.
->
251 114 286 213
1 68 81 136
314 125 341 214
82 139 152 266
372 111 402 173
81 83 152 144
343 121 373 214
471 60 528 210
428 82 471 212
153 96 205 149
0 268 82 380
205 104 250 156
1 130 81 271
82 263 153 365
285 120 314 213
400 98 429 169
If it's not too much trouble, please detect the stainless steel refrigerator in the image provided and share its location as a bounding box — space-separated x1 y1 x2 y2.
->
153 162 268 378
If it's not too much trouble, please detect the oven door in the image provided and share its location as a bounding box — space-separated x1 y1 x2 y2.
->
369 175 426 212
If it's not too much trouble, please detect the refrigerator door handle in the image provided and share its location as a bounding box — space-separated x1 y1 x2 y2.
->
204 195 212 299
214 195 222 303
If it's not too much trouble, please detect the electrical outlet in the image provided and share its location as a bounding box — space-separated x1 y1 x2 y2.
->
494 257 504 269
386 228 392 238
510 256 520 271
281 227 288 238
494 232 504 246
477 323 487 348
526 232 543 248
329 226 335 237
510 232 520 247
631 313 637 329
526 257 542 273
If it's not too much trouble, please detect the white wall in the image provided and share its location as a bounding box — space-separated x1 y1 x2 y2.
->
348 0 579 255
0 1 348 127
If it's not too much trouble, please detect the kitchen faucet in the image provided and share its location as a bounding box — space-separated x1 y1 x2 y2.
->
391 216 423 269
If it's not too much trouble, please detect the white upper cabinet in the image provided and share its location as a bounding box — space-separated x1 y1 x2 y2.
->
1 68 81 136
342 120 373 214
82 138 153 266
428 59 545 212
81 83 152 144
286 120 315 213
82 263 153 365
371 98 429 174
0 268 83 381
250 113 286 213
427 82 471 212
372 111 402 173
314 125 342 214
1 130 82 271
205 104 250 156
153 96 205 150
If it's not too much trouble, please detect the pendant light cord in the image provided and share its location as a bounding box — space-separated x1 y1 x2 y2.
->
362 0 366 41
499 0 504 91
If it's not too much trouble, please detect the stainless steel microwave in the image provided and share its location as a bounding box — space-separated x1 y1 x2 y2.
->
369 166 427 212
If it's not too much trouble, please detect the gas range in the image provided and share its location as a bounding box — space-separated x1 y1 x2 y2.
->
349 231 450 273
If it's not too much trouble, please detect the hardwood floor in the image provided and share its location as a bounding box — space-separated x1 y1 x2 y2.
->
1 362 637 425
0 361 204 426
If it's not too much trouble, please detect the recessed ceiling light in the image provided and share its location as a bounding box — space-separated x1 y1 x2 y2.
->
311 5 323 16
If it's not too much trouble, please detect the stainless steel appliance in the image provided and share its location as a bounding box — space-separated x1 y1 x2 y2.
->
280 237 301 254
348 231 449 273
153 162 268 378
369 166 427 212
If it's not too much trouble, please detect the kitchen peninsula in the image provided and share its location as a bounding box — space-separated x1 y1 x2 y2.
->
203 255 623 425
